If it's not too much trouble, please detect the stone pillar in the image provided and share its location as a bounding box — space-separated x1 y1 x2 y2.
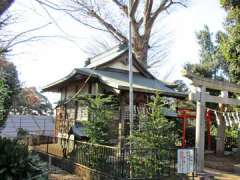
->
216 113 225 156
216 91 228 156
195 86 206 173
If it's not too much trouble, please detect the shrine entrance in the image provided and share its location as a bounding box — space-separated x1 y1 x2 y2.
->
182 70 240 173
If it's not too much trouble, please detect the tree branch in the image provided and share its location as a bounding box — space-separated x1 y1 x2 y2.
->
89 10 127 42
152 0 187 21
65 12 110 33
130 0 140 17
111 0 128 15
3 23 52 50
151 0 168 21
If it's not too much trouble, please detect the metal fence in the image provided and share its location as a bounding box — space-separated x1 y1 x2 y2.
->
28 135 195 179
0 115 55 138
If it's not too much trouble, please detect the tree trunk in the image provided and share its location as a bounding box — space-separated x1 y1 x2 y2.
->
0 0 14 17
133 44 148 67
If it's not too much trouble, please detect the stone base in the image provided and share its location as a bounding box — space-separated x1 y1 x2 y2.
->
193 172 214 180
233 164 240 175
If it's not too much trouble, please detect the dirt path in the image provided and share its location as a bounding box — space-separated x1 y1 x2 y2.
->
48 172 80 180
48 166 80 180
205 168 240 180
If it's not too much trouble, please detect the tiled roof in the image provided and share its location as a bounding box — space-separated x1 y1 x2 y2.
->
85 43 128 68
42 68 187 98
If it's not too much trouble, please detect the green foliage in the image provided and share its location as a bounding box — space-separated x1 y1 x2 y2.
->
225 126 238 138
0 58 20 119
77 94 118 145
17 128 29 139
220 0 240 8
185 25 228 80
129 93 178 149
128 94 179 177
211 125 239 138
220 0 240 84
173 80 189 93
0 137 47 180
0 79 10 125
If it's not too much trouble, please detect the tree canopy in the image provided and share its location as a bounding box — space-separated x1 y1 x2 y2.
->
219 0 240 84
13 87 53 115
185 25 228 81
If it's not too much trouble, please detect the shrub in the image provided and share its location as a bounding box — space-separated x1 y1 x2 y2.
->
0 137 47 179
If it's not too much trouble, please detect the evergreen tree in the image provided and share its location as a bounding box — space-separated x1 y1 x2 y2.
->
77 94 118 145
128 94 178 177
185 25 228 80
0 79 9 126
129 94 178 149
219 0 240 84
0 58 20 121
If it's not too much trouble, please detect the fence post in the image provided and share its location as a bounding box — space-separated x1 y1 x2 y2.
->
48 155 52 171
121 148 125 178
47 136 49 154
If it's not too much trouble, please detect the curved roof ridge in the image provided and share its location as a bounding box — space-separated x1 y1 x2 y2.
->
86 43 127 66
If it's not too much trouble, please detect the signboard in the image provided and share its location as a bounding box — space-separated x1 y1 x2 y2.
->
177 149 194 174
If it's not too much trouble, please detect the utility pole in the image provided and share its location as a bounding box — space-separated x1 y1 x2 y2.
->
128 0 133 178
128 0 133 143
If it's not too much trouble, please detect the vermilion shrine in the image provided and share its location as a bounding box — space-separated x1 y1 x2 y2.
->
177 108 213 150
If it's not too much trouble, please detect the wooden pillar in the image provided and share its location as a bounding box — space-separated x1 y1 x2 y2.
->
182 113 187 148
118 91 126 149
195 86 206 173
216 91 228 156
206 110 212 150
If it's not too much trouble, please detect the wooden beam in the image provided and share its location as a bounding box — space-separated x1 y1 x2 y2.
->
182 70 240 93
189 92 240 106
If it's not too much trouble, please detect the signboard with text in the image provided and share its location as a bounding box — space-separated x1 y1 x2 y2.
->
177 149 194 174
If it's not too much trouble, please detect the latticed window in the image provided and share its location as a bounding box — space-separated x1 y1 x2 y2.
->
76 105 88 122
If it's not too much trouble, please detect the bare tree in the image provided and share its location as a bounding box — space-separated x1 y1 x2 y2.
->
35 0 187 67
0 1 74 56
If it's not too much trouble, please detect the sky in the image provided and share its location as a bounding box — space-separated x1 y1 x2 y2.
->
5 0 226 104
